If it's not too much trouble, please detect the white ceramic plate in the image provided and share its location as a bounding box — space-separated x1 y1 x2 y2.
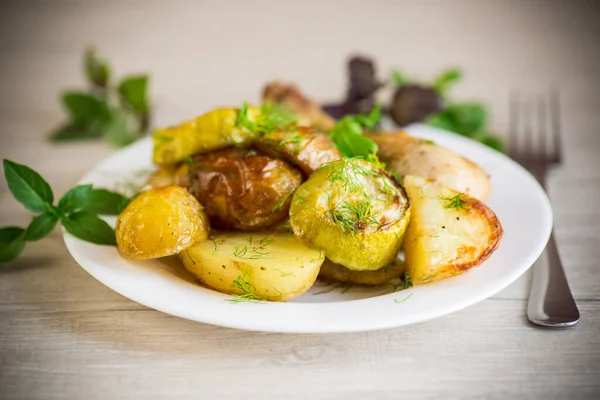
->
63 124 552 333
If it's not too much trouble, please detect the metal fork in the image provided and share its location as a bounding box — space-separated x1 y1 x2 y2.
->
509 91 579 327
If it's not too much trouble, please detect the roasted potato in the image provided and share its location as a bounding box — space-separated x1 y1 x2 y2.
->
262 82 336 131
402 175 503 284
318 258 405 285
180 231 325 301
116 186 210 260
143 163 189 190
290 158 411 271
188 148 302 231
152 106 261 165
254 126 342 176
369 131 491 202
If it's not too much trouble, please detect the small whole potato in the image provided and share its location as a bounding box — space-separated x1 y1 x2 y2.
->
188 147 302 231
116 186 210 260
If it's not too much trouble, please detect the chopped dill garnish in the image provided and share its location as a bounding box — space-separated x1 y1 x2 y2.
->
394 293 413 303
309 249 325 263
274 269 295 277
228 269 264 303
327 199 381 233
185 249 196 265
313 282 353 295
236 100 296 136
440 193 470 211
272 190 295 212
184 155 194 165
390 171 403 183
388 273 413 293
322 157 378 194
153 133 172 143
212 239 224 255
233 236 272 259
420 274 438 283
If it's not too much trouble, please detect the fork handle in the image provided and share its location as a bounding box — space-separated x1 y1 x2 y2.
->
527 167 580 327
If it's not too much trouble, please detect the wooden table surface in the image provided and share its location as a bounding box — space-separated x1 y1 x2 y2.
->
1 1 599 399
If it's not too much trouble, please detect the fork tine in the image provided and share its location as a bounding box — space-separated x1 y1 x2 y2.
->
509 92 520 160
550 89 562 164
538 96 547 164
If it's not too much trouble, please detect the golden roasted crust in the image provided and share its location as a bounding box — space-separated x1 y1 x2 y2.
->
402 176 503 284
254 126 342 176
262 81 336 131
188 147 302 231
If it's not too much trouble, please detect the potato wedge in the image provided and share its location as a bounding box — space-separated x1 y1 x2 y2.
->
318 258 405 285
152 106 261 165
369 131 491 202
116 186 210 260
402 175 503 284
180 231 325 302
290 158 411 271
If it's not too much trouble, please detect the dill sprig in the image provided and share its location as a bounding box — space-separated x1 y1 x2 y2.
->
440 193 470 211
233 236 272 259
236 101 296 136
327 199 381 233
272 190 295 212
228 269 264 303
323 158 378 193
388 273 413 293
212 239 224 255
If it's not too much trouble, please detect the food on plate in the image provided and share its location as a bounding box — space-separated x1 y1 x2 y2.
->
116 186 210 260
262 82 336 131
110 79 505 302
289 158 411 271
402 175 503 284
187 147 302 231
144 163 189 189
180 231 325 301
369 131 491 202
254 126 342 176
153 106 262 165
319 258 405 285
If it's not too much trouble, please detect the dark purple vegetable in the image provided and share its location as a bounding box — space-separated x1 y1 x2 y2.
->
389 84 444 127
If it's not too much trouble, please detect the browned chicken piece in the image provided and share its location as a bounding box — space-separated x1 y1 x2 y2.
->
262 82 336 131
254 126 342 176
187 148 302 231
369 131 491 202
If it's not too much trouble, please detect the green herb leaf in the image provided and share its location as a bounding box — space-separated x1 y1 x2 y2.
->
61 211 116 246
0 227 26 262
62 91 110 125
390 70 406 86
50 122 104 141
82 188 129 215
58 184 93 213
432 68 462 94
118 75 149 116
84 47 111 88
3 159 54 213
446 103 487 136
103 107 142 148
481 135 505 152
24 213 59 242
329 106 381 159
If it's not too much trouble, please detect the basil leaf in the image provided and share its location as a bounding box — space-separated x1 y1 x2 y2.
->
118 75 149 115
433 68 462 94
84 47 111 88
3 159 54 213
58 184 93 213
103 108 142 148
50 122 104 141
0 227 26 262
425 112 456 132
24 213 59 242
446 103 487 137
481 135 505 152
61 212 116 246
62 91 110 125
390 70 406 87
82 188 129 215
330 119 378 159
